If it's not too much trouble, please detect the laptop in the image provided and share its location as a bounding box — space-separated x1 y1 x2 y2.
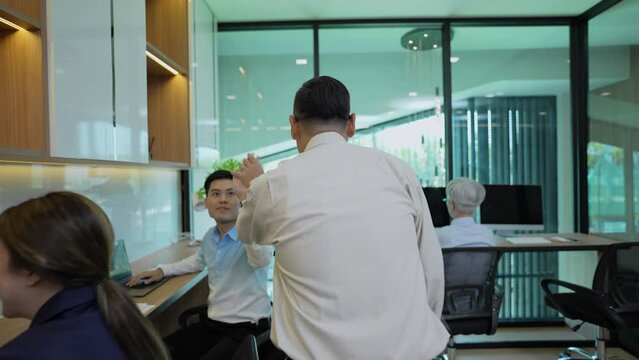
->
110 239 168 297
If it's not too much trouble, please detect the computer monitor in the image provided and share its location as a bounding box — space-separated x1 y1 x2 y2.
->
423 187 451 228
110 239 133 284
109 239 168 297
480 185 544 231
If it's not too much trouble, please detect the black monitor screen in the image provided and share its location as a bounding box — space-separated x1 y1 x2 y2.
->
423 187 450 228
480 185 543 230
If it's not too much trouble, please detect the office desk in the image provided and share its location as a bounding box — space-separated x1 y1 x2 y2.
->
493 233 620 252
0 240 208 346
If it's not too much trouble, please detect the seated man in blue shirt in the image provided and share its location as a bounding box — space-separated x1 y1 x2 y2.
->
128 170 272 360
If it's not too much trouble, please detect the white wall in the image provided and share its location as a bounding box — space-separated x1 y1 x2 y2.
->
0 163 182 260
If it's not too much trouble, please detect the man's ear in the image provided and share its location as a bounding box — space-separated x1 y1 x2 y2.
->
346 113 356 138
289 115 300 141
23 269 43 287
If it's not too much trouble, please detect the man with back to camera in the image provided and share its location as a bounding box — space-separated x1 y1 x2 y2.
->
232 76 450 360
127 170 273 360
436 177 496 248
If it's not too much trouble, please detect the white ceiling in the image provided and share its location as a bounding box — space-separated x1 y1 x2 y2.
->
204 0 600 22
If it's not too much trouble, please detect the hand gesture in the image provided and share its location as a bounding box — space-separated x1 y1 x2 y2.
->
232 153 264 188
126 268 163 287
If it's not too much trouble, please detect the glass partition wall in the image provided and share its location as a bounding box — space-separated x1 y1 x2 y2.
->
450 26 571 321
588 0 639 240
200 6 639 320
210 22 574 321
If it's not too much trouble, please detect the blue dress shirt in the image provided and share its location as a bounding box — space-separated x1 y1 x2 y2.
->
159 226 272 323
0 285 127 360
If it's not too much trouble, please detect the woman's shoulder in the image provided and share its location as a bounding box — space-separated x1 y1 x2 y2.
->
0 311 127 360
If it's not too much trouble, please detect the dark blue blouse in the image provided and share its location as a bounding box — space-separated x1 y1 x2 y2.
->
0 285 127 360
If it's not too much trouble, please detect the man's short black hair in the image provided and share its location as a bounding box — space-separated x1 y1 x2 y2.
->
204 170 233 194
293 76 350 124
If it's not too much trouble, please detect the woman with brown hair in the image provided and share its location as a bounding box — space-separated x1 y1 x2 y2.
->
0 191 169 360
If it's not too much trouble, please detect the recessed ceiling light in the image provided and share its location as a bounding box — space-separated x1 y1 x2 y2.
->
423 33 429 38
600 91 611 96
257 92 263 100
226 95 237 100
450 57 460 63
433 44 438 49
412 46 418 50
485 93 495 98
409 91 418 97
295 58 308 65
238 66 246 75
408 40 414 45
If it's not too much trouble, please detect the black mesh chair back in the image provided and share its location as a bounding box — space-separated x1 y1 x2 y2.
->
541 241 639 359
442 247 503 336
231 335 259 360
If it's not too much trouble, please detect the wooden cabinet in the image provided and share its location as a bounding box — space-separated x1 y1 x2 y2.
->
145 0 190 165
0 0 46 154
1 0 191 166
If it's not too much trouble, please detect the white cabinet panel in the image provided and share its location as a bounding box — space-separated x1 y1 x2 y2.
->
47 0 149 163
48 0 114 160
113 0 149 163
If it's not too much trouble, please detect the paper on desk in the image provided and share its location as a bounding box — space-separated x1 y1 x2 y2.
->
136 302 156 316
505 236 551 244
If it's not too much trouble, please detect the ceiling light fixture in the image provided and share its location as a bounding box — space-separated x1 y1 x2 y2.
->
400 29 452 52
257 92 264 100
295 58 308 65
239 66 246 75
600 91 611 97
226 95 237 100
409 91 418 97
0 16 25 31
450 57 460 63
145 51 179 75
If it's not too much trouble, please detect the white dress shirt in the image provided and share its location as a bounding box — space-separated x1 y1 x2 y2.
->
159 226 272 323
237 132 449 360
435 217 495 248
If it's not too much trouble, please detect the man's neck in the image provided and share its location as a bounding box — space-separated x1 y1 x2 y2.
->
216 222 234 238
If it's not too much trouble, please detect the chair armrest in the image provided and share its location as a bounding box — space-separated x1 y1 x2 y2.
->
256 329 270 346
178 304 208 329
541 279 630 331
540 279 600 314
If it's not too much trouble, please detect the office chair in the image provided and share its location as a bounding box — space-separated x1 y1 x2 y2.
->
541 241 639 360
439 247 503 360
178 304 208 329
231 335 259 360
